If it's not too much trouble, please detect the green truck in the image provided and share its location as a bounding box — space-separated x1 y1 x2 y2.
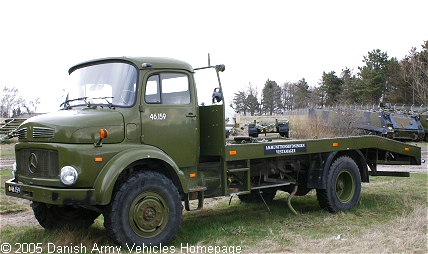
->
5 57 423 247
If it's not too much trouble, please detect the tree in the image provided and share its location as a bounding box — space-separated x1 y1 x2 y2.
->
230 83 260 116
401 41 428 106
246 83 260 116
357 49 390 104
293 78 311 108
231 91 247 115
309 86 324 108
261 79 281 115
1 86 39 118
280 82 296 111
384 57 412 104
319 71 343 106
339 67 358 105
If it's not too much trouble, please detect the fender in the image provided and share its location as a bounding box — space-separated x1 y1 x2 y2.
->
93 145 187 205
308 150 368 189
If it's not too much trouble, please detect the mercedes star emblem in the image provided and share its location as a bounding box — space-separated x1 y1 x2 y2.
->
29 153 38 173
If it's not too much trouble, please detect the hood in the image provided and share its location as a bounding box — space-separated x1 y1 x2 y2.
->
18 108 124 144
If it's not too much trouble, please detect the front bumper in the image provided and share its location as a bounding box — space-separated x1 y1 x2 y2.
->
5 179 96 205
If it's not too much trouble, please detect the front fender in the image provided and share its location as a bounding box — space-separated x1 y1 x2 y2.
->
93 146 187 205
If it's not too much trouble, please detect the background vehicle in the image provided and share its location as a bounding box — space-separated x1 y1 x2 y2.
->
309 106 425 141
248 119 289 138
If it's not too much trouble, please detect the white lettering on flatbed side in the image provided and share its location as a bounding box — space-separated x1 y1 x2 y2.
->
264 143 306 155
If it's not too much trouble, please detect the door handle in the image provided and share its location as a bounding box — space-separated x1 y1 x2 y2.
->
186 113 197 118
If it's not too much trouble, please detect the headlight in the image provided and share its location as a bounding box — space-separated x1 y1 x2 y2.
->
60 166 78 185
12 162 17 179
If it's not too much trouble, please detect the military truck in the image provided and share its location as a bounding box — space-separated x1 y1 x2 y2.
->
248 119 289 138
5 57 423 247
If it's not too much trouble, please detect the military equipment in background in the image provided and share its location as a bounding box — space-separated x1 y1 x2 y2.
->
418 110 428 141
248 119 289 138
5 56 423 247
0 118 27 141
309 105 425 142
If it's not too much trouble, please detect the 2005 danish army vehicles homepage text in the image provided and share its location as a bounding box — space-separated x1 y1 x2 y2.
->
5 56 423 247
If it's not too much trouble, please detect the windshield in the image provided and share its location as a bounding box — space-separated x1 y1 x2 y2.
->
65 62 138 108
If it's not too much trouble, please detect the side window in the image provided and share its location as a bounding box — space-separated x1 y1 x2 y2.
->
145 75 161 103
145 73 190 105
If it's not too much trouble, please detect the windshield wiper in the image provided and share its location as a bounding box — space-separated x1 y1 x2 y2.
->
60 95 89 110
90 97 115 109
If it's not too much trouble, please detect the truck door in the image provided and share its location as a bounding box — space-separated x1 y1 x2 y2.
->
140 72 199 168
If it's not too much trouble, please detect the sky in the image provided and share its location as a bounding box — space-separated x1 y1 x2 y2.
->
1 0 427 113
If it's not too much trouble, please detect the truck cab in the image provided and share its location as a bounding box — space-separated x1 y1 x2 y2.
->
6 56 225 246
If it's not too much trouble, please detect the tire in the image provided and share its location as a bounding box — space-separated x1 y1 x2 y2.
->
248 126 259 138
32 202 100 229
279 131 289 138
316 156 361 213
104 171 182 247
238 189 276 203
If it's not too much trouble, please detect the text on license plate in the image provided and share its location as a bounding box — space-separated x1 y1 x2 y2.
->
7 185 21 194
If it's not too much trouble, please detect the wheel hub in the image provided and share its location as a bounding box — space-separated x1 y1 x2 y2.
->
129 192 168 237
335 170 355 203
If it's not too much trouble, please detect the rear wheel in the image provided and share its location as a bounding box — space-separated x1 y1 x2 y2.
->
32 202 100 229
104 171 182 247
316 156 361 213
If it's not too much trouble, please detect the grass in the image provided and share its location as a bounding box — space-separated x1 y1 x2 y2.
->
1 169 427 253
0 138 16 158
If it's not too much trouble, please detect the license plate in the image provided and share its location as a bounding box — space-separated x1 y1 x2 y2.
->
7 184 21 194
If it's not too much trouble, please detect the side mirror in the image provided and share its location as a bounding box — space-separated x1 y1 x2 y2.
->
215 64 225 72
212 87 223 103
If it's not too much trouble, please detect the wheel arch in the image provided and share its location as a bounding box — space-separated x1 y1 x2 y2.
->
93 146 187 205
308 149 369 189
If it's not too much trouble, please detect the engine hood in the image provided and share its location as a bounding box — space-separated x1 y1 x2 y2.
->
18 108 124 144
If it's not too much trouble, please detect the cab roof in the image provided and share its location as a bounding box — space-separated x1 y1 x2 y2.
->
68 56 194 74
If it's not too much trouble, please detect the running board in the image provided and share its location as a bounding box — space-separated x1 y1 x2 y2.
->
369 171 410 177
251 182 294 190
184 186 207 211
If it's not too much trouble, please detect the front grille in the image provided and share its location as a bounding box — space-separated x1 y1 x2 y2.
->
17 149 59 178
33 127 55 139
18 128 27 139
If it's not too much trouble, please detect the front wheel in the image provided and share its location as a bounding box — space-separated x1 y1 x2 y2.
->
104 171 182 247
32 202 100 229
316 156 361 213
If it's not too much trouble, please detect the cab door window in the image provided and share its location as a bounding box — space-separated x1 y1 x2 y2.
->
145 73 190 104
